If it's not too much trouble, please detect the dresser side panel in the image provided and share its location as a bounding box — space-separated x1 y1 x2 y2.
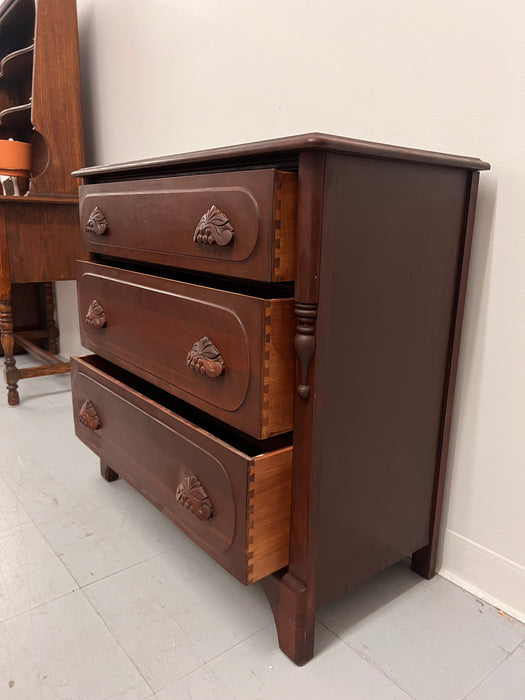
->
313 154 470 605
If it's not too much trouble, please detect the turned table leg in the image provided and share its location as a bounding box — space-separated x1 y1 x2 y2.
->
44 282 59 355
0 296 20 406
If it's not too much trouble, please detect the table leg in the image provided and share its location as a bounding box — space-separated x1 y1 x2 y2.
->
44 282 59 355
0 296 20 406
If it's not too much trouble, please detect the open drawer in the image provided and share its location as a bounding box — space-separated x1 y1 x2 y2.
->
71 355 293 585
79 168 297 282
77 260 295 439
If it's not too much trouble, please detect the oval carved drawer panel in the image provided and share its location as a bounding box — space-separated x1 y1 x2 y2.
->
79 169 297 282
77 261 295 439
71 355 293 584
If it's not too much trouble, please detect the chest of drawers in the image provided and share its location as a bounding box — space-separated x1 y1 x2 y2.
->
72 133 489 665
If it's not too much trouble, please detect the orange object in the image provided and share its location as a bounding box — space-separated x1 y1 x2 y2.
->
0 138 31 175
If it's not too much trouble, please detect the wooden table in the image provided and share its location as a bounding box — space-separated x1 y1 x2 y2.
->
0 194 83 404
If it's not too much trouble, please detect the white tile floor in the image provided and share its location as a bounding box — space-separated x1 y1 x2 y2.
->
0 356 524 699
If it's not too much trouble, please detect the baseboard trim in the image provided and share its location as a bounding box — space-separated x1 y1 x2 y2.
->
438 529 525 623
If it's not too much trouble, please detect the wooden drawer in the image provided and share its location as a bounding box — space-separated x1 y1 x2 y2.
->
71 355 293 585
79 169 297 282
77 260 295 439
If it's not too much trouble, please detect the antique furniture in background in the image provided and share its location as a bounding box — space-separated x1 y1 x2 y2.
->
0 0 84 405
72 133 489 664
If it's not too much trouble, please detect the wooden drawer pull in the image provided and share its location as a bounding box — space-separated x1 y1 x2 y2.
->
176 475 214 520
86 206 109 236
193 205 234 246
85 300 107 328
187 336 224 377
79 399 100 430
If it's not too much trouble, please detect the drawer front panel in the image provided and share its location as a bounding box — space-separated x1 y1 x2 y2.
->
71 355 293 584
79 169 297 282
78 261 295 439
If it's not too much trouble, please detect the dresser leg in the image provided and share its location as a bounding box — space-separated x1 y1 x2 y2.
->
100 461 119 482
261 571 315 665
0 297 20 406
411 543 436 580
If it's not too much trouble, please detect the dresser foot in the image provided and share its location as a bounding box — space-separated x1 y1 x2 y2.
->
261 571 315 666
100 461 119 482
411 543 436 580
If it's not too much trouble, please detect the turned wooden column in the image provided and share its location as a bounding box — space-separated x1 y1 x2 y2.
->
0 212 19 405
0 297 19 406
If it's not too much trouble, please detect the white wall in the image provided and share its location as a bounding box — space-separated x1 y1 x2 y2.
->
65 0 525 620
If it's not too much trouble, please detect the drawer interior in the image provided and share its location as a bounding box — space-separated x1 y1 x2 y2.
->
72 354 293 584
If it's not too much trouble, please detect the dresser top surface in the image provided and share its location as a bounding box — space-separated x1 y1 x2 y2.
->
74 132 490 183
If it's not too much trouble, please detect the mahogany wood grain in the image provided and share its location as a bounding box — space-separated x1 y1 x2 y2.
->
4 201 84 283
0 210 18 403
0 295 18 404
100 461 119 482
72 355 293 584
74 133 490 183
0 208 11 298
29 0 84 195
79 169 296 282
0 198 83 404
0 283 46 356
77 261 295 439
74 134 489 665
43 282 58 354
313 155 472 605
17 363 70 379
261 151 327 664
13 333 62 364
411 171 481 579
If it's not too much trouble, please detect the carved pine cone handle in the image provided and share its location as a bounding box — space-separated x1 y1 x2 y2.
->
79 399 100 430
86 206 108 236
85 300 107 329
187 336 225 378
193 205 234 246
176 475 214 521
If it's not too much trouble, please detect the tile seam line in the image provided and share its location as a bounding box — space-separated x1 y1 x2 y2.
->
342 630 508 700
153 622 274 694
32 513 180 590
462 651 515 699
76 586 156 697
77 543 182 590
0 473 33 532
0 586 79 626
316 619 417 699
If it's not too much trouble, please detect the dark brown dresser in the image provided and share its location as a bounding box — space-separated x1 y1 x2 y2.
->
71 134 490 665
